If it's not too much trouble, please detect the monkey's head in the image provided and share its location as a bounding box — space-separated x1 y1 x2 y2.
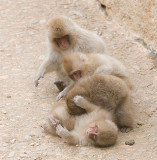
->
62 52 88 81
87 120 118 147
47 16 77 51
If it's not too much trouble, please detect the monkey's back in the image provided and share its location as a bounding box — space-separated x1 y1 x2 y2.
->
66 75 129 115
88 75 128 111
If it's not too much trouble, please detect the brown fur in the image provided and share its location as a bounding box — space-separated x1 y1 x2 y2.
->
66 74 134 131
62 52 132 89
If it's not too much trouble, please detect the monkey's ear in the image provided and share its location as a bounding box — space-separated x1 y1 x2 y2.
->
80 54 88 63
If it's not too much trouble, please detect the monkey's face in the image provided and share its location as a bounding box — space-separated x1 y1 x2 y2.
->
86 125 98 142
53 35 70 50
87 120 118 147
63 53 88 81
68 70 82 81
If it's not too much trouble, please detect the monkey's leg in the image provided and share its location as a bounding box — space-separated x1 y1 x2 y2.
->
56 82 74 101
116 98 134 133
54 80 66 92
35 58 54 87
73 96 96 112
56 124 79 145
42 115 62 136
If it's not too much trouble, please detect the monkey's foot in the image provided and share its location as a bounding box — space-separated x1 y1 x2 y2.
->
41 120 54 134
73 95 86 108
56 124 70 138
120 127 132 133
48 115 61 128
54 80 66 92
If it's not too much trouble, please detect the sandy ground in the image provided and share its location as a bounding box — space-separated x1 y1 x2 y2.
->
0 0 157 159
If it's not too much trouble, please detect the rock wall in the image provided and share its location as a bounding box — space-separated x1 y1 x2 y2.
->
99 0 157 52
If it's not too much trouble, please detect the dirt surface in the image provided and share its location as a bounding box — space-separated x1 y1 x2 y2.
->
0 0 157 159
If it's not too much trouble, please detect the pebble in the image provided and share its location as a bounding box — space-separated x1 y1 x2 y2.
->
2 110 7 114
10 139 16 144
125 139 135 145
40 19 46 24
64 5 68 8
30 143 35 146
8 151 15 158
20 153 28 158
7 95 11 98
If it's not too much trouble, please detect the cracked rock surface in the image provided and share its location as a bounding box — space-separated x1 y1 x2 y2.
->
0 0 157 159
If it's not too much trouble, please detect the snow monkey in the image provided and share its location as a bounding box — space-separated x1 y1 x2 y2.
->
43 103 118 147
57 52 132 100
34 16 106 92
66 74 134 133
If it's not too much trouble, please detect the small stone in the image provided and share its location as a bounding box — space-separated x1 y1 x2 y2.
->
137 122 145 126
2 110 7 114
7 95 11 98
30 143 35 146
20 154 28 158
40 19 46 24
8 151 15 158
10 139 16 144
64 5 68 8
125 139 135 146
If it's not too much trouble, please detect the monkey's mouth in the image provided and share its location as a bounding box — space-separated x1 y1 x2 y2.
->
86 127 98 141
54 35 70 49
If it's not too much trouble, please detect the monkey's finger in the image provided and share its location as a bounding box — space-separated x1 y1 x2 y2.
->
34 80 39 87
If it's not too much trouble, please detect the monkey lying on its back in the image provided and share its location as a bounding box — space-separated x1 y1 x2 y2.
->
66 74 134 133
43 101 118 147
43 74 134 147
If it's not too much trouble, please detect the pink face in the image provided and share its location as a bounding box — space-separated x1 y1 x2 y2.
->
86 126 98 141
54 35 69 49
69 70 82 81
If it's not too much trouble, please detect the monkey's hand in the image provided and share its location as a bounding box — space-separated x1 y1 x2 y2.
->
56 83 74 101
56 124 71 139
73 95 86 109
41 120 52 134
56 90 67 101
34 69 45 87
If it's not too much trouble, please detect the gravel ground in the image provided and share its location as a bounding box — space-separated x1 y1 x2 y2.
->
0 0 157 159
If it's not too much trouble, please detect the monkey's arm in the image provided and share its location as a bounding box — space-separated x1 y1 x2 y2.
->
56 124 79 145
56 82 74 101
73 96 96 112
34 57 56 87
